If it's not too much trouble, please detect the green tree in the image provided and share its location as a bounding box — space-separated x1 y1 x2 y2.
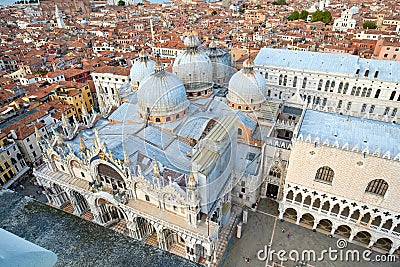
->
311 10 332 24
311 10 323 22
363 21 377 29
117 0 125 6
288 11 299 21
272 0 286 5
211 10 217 16
299 10 309 20
322 10 332 24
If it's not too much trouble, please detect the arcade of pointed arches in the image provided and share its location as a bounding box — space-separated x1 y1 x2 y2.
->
280 184 400 254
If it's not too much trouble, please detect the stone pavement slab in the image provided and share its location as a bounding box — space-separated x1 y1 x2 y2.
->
223 210 399 267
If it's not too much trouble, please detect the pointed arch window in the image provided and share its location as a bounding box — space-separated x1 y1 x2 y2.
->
269 166 281 179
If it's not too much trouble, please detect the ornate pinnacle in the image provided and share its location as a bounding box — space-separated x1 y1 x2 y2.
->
61 113 69 127
187 172 196 188
123 146 130 167
79 136 86 152
153 158 160 176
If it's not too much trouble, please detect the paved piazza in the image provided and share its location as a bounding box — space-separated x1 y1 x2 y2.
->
223 200 399 267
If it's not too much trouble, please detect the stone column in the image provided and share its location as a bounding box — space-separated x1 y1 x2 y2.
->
312 221 318 230
367 239 375 249
367 217 374 228
157 229 165 250
296 216 301 225
243 208 248 224
237 222 243 239
348 233 355 242
388 246 396 255
330 227 336 236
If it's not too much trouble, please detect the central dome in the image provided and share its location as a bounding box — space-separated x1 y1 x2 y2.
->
172 34 213 98
137 60 189 122
227 58 266 111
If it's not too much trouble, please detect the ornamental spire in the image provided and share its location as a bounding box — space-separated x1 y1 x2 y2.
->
153 158 160 176
79 136 87 152
123 146 130 167
187 171 196 188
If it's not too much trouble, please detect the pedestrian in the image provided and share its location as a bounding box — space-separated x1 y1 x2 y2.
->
244 257 250 263
287 231 291 238
281 227 285 233
369 246 372 251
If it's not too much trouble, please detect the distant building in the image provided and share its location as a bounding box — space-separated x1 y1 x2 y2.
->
254 48 400 124
333 7 359 32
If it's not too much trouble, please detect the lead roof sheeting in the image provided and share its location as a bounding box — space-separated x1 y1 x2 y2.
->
255 48 400 82
298 110 400 156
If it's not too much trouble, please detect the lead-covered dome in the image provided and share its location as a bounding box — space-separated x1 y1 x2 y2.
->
137 59 189 121
172 34 213 98
130 50 155 89
227 58 266 110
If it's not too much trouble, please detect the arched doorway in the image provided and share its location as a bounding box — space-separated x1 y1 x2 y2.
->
299 213 314 228
195 243 208 264
353 231 371 245
334 225 352 238
283 208 297 222
70 190 90 216
373 238 392 252
97 163 126 191
97 198 127 234
49 183 71 209
162 229 186 258
317 219 333 233
135 217 158 246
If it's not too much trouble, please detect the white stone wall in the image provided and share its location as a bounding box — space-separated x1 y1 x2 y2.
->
286 141 400 210
256 66 400 123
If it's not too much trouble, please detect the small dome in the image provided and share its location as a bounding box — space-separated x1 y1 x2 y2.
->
137 67 189 117
130 50 155 85
184 34 200 48
227 62 266 107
